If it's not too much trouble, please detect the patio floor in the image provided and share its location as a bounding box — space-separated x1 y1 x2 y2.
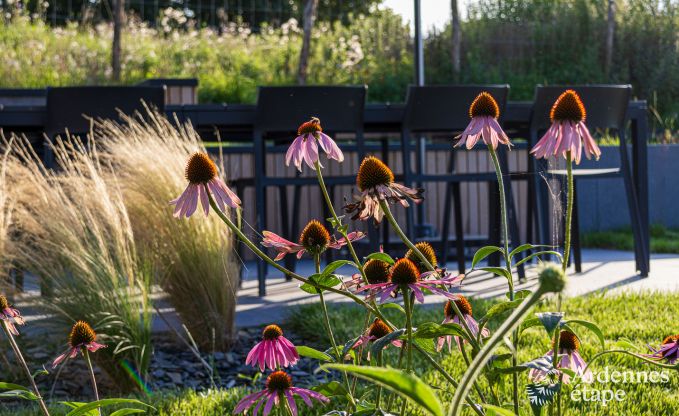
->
235 249 679 327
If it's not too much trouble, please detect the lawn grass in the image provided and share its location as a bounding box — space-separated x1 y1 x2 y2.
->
2 292 678 415
583 224 679 254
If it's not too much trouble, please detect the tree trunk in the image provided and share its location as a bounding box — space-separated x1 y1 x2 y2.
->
451 0 461 77
111 0 125 82
297 0 319 85
605 0 616 78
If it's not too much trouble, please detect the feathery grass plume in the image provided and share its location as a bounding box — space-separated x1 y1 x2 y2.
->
0 141 15 288
94 110 239 350
4 134 152 391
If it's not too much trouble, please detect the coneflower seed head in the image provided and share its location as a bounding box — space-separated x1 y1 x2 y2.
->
297 117 323 135
368 319 392 339
266 371 293 391
389 258 420 285
185 152 218 184
557 330 580 351
69 321 96 348
299 220 330 254
364 259 391 284
550 90 586 123
357 156 394 192
469 92 500 119
262 324 283 340
0 295 8 310
662 335 679 345
405 242 438 270
444 296 472 317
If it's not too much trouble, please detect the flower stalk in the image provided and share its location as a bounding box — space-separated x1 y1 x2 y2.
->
83 350 101 416
563 151 574 273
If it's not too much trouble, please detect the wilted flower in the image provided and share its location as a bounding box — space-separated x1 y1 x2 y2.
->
437 296 489 351
529 330 593 384
233 370 329 416
358 258 463 303
262 220 365 261
245 324 299 371
171 152 241 218
286 117 344 171
455 92 511 150
344 156 423 223
52 321 106 368
351 318 402 355
530 90 601 164
0 295 25 336
644 334 679 364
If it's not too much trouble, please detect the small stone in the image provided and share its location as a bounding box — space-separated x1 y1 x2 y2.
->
167 372 183 384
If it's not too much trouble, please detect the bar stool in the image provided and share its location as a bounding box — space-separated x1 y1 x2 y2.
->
527 85 649 276
400 85 524 277
253 86 367 296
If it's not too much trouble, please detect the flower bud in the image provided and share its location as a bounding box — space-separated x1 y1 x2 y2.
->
538 263 567 293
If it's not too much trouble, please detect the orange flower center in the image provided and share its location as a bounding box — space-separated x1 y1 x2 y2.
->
367 319 392 339
356 156 394 192
444 296 472 317
556 330 580 351
266 371 293 392
662 334 679 345
390 258 420 285
550 90 586 123
262 324 283 340
185 152 218 184
297 117 323 135
69 321 96 347
469 92 500 119
0 295 8 310
405 242 438 270
299 220 330 254
364 259 391 284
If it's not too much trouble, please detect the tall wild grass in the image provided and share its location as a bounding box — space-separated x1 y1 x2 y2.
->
4 136 153 391
0 143 15 288
96 111 239 350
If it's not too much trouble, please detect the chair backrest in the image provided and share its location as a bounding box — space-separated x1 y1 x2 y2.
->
530 85 631 133
254 86 366 135
45 86 166 136
403 85 510 132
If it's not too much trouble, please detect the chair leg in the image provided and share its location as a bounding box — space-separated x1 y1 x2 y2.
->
440 181 453 267
572 182 582 273
279 185 294 280
254 135 267 296
488 182 501 267
620 142 648 277
452 183 466 275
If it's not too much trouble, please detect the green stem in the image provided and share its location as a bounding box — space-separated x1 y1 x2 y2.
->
448 288 546 416
403 288 413 374
550 328 561 416
375 350 383 409
1 322 51 416
460 344 487 404
84 350 101 416
563 151 574 273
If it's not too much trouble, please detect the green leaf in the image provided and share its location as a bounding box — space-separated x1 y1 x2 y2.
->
519 317 542 337
479 299 523 327
614 337 640 351
0 390 39 401
341 336 361 359
509 243 549 258
514 251 563 267
366 252 395 265
411 322 467 341
564 319 605 349
471 246 503 269
110 410 147 416
484 404 518 416
371 329 406 360
321 364 444 416
64 399 154 416
479 267 512 281
322 260 354 277
379 303 405 314
299 273 342 294
313 381 349 398
296 346 334 362
413 338 437 355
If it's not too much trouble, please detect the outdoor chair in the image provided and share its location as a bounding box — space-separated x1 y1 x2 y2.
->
253 86 367 296
527 85 649 276
44 86 166 167
400 85 525 277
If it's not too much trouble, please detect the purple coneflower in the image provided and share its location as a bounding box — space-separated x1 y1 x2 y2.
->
52 321 106 368
245 324 299 372
358 258 463 304
261 220 364 261
455 92 511 150
530 90 601 164
286 117 344 171
405 242 439 273
171 152 241 218
344 156 423 224
644 334 679 364
529 330 593 384
344 258 391 293
351 318 403 356
437 296 489 352
0 295 25 336
233 370 329 416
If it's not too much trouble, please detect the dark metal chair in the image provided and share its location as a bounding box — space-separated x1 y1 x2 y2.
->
527 85 649 276
400 85 524 277
44 86 166 166
253 86 367 296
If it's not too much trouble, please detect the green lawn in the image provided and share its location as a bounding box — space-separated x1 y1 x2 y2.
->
583 224 679 254
2 292 679 415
